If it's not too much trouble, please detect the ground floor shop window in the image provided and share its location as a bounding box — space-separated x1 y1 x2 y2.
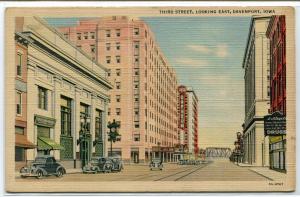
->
270 138 286 171
15 147 25 161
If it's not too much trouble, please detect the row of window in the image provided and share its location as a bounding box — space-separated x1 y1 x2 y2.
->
75 32 96 40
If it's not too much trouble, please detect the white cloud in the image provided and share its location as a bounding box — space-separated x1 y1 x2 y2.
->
187 44 229 58
187 45 211 54
175 58 209 67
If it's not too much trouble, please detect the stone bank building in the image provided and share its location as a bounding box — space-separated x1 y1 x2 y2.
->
15 17 112 168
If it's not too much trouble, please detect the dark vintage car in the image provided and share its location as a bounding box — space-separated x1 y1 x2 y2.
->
109 157 124 172
83 157 113 173
149 158 163 171
20 156 66 179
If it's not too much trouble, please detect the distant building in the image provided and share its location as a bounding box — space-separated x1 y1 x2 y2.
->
242 16 271 167
266 15 286 172
15 17 112 168
58 16 179 163
178 85 199 158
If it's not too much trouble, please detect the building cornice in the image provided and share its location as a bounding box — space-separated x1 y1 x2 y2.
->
19 31 113 91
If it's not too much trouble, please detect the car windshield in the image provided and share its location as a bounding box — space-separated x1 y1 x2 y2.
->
34 157 47 163
90 158 99 163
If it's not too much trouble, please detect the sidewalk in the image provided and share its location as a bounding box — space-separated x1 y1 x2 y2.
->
248 167 287 181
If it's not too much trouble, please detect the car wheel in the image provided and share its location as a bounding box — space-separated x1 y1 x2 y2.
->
56 169 63 177
36 170 43 179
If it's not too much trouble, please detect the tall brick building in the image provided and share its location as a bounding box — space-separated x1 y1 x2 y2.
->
266 15 286 172
58 16 179 163
178 85 199 158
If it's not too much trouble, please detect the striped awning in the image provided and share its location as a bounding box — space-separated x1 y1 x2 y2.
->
37 137 64 151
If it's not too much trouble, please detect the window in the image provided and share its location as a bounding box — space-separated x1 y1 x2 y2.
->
90 45 95 53
116 108 121 115
134 55 139 63
17 53 22 77
116 82 121 89
84 32 88 39
106 43 111 51
76 45 81 49
80 103 90 132
116 56 121 63
134 94 139 102
116 69 121 76
134 82 139 89
38 86 47 110
106 30 111 37
15 126 24 135
15 147 25 161
116 29 121 37
63 33 69 39
134 121 140 128
134 108 139 115
16 91 22 115
116 42 120 50
90 32 95 39
134 69 139 76
108 108 111 116
77 33 81 40
134 28 139 35
134 41 139 49
107 69 111 77
95 109 103 139
116 121 121 129
61 96 72 136
134 134 140 142
116 95 121 102
106 56 111 64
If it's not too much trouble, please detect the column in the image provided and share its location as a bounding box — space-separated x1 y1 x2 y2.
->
53 75 62 160
26 62 37 161
90 93 96 155
73 86 81 166
102 99 108 157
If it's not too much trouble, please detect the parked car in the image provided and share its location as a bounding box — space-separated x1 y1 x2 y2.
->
109 157 124 172
20 156 66 179
83 157 113 173
149 158 163 170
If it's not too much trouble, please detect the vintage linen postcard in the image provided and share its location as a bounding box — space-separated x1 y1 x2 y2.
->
5 6 295 192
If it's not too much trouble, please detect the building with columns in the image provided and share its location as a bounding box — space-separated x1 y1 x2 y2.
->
57 16 179 163
15 17 112 168
177 85 199 159
242 16 271 167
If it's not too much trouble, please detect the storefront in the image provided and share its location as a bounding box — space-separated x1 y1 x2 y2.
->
264 112 286 172
269 135 286 172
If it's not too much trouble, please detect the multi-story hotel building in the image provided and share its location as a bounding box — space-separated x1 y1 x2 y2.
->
15 20 36 169
242 16 271 167
178 86 199 158
15 17 112 168
266 15 286 172
58 16 179 163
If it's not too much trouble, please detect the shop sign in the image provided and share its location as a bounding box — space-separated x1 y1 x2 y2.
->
264 111 286 136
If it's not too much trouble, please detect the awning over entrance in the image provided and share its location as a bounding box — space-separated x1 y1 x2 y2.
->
37 137 64 151
15 136 36 149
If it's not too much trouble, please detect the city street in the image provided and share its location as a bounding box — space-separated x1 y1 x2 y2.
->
16 159 270 182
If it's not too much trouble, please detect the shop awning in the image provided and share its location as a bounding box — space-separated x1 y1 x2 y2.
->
15 137 36 149
37 137 64 151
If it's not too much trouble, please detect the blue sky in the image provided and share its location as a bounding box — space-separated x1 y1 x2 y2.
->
46 17 251 149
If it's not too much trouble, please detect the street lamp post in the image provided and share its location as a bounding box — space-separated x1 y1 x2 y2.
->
77 116 91 169
107 119 121 157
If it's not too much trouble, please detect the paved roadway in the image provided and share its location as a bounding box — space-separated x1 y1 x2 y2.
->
16 159 270 182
